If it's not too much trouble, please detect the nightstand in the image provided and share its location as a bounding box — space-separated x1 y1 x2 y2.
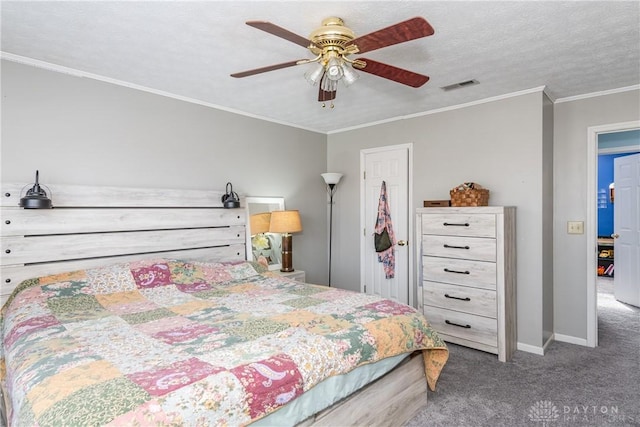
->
276 270 306 282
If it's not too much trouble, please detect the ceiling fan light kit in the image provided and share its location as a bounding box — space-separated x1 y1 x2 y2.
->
341 64 359 86
231 16 434 107
304 62 325 85
325 56 344 81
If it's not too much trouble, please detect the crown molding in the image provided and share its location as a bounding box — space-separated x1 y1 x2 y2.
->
0 52 324 134
4 52 637 136
329 86 547 134
555 84 640 104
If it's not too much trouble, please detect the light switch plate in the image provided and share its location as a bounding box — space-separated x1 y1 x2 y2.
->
567 221 584 234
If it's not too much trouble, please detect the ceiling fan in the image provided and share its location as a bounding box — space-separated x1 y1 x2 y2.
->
230 16 435 107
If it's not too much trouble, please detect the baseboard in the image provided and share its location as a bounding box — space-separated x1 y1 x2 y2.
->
553 333 588 346
516 342 545 355
542 334 554 353
518 333 590 356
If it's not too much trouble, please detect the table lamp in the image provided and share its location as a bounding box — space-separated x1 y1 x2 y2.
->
250 212 271 235
269 210 303 272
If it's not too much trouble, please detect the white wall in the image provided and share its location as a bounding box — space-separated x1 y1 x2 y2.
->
327 90 550 349
0 60 329 284
553 89 640 341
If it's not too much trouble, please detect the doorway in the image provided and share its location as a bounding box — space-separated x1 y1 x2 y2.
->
587 121 640 347
360 144 413 305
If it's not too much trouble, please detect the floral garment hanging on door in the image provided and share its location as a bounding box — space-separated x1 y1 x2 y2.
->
375 181 396 278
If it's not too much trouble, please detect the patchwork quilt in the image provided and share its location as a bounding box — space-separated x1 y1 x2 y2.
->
1 259 448 426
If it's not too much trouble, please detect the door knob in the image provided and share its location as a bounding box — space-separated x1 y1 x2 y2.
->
611 233 620 239
397 240 408 246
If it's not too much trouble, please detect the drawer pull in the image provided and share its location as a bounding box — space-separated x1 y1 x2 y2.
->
443 244 470 250
444 268 470 275
443 222 470 227
445 320 471 329
444 293 471 301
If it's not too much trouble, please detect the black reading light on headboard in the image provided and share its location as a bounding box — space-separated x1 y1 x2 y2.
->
19 170 53 209
221 182 240 209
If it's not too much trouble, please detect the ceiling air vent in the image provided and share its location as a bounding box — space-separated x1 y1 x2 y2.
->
440 79 479 91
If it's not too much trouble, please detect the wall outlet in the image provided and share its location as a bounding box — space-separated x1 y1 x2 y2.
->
567 221 584 234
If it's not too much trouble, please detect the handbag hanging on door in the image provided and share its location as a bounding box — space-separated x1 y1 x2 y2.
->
374 227 392 252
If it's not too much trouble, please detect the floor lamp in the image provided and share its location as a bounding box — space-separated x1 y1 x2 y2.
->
321 173 343 286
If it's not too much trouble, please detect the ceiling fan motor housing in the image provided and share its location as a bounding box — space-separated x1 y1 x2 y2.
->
308 17 356 53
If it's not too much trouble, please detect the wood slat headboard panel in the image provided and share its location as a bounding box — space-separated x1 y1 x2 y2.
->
0 183 246 306
2 183 230 208
0 208 244 235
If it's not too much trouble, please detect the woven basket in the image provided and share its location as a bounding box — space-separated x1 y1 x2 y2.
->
450 188 489 207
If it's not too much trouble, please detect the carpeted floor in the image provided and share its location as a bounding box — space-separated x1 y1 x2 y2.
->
406 278 640 426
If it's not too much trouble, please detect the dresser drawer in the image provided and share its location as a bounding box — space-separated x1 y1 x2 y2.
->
422 235 496 262
422 257 496 289
421 214 496 238
423 281 496 318
424 306 498 347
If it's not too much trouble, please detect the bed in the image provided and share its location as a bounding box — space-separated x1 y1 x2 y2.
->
0 182 448 426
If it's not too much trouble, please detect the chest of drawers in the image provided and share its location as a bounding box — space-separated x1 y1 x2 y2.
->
416 207 516 362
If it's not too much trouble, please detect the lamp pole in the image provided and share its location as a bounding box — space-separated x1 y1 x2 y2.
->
327 183 337 286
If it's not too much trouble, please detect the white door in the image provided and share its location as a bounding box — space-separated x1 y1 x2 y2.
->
613 153 640 307
361 144 411 305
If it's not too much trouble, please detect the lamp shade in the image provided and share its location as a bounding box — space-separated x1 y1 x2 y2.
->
304 63 324 85
269 210 302 234
250 212 271 235
321 173 343 185
326 57 344 81
341 64 359 86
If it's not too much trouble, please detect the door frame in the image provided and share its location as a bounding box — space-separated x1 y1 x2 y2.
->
359 143 414 306
586 120 640 347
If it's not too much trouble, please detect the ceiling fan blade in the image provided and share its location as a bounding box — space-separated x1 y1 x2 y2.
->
231 60 304 78
349 17 434 54
357 58 429 87
318 85 337 102
246 21 314 48
318 71 337 102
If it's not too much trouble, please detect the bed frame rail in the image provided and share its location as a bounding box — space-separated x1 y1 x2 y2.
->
298 352 428 427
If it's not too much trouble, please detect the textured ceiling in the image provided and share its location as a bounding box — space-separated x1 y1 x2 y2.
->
1 1 639 134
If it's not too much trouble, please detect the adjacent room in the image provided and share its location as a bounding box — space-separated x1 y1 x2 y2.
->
1 1 639 425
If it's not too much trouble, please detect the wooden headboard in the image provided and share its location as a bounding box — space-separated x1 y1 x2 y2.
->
0 183 246 305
